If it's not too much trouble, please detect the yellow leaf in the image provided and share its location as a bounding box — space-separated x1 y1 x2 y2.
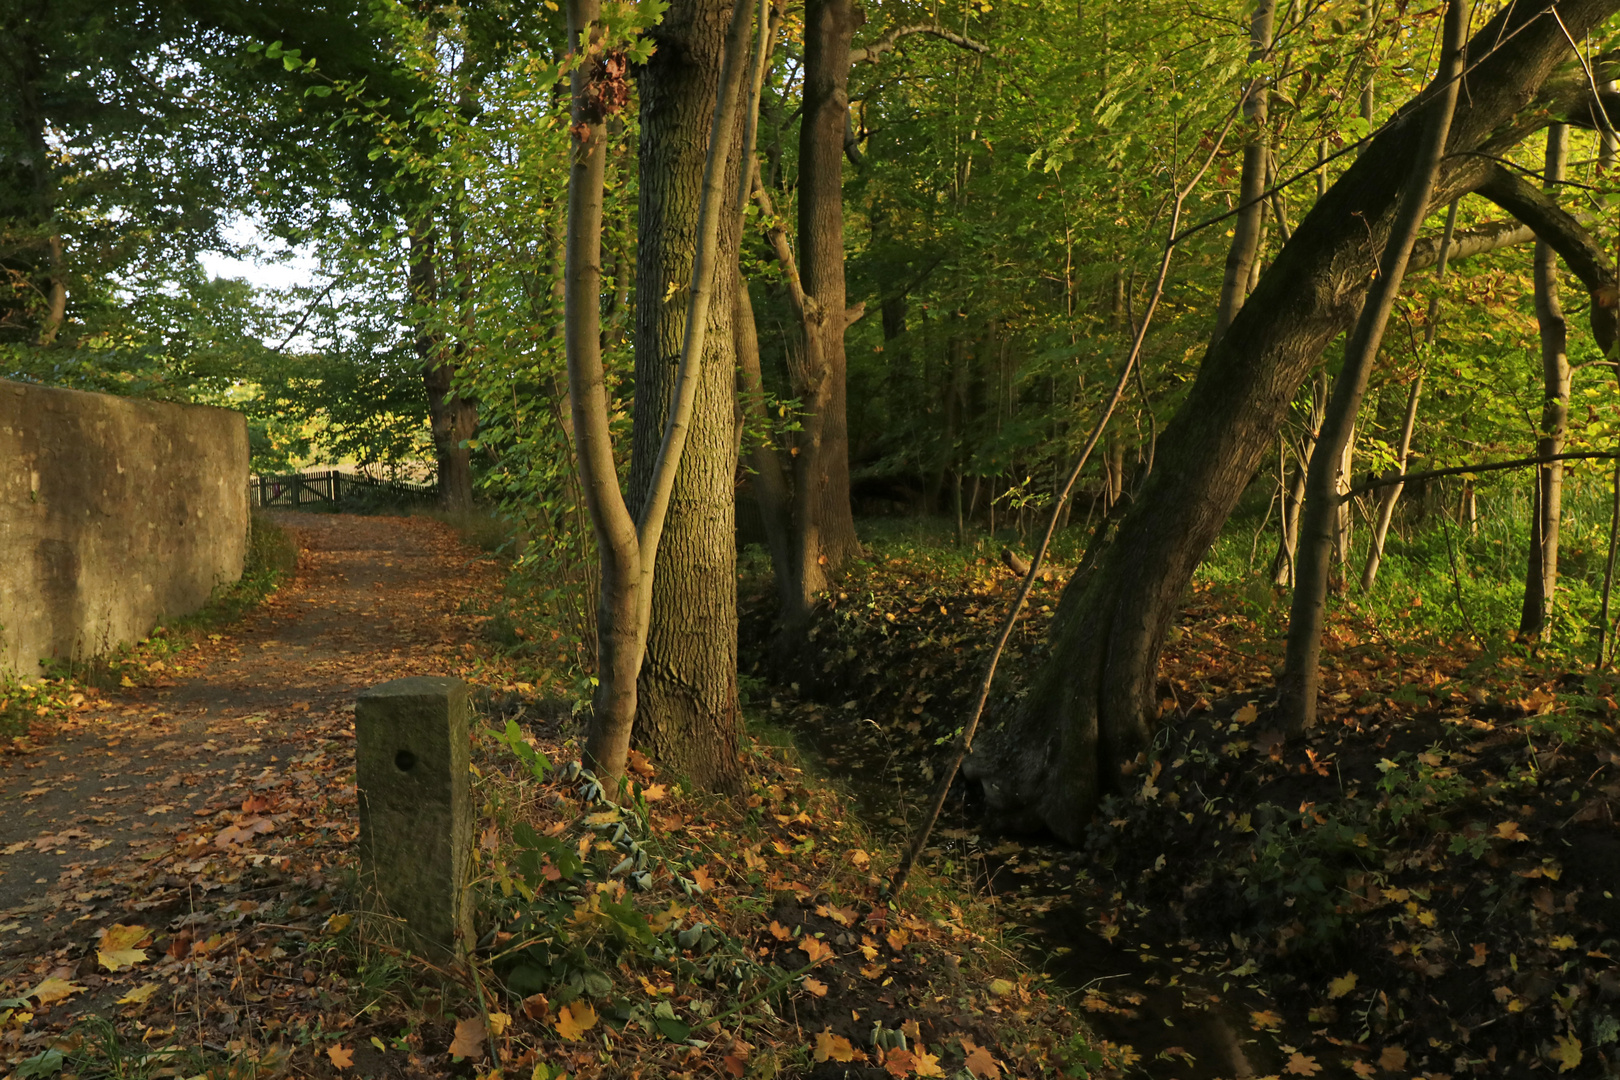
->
768 920 792 941
99 924 150 952
1285 1051 1322 1075
28 977 85 1005
117 983 159 1005
327 1045 354 1069
1378 1045 1408 1071
1233 703 1258 724
1496 820 1528 842
1328 971 1358 998
1549 935 1576 951
487 1011 512 1036
814 1030 856 1063
325 913 353 934
1250 1009 1284 1030
449 1016 486 1059
1550 1033 1582 1073
800 935 833 963
912 1047 946 1078
98 948 148 972
987 978 1015 998
963 1046 1000 1078
802 977 829 997
642 783 668 801
555 1000 597 1042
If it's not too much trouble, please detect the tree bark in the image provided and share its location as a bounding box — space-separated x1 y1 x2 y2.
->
1278 0 1463 739
1520 123 1570 640
966 0 1617 840
1213 0 1276 340
794 0 865 578
628 0 751 792
410 228 478 510
736 279 794 608
563 3 644 786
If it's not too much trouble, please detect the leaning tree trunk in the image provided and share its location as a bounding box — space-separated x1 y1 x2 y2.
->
1278 0 1463 738
1212 0 1276 340
1520 123 1570 641
964 0 1620 841
629 0 746 793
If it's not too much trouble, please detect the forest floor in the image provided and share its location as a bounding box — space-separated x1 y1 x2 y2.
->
739 529 1620 1080
0 514 1095 1080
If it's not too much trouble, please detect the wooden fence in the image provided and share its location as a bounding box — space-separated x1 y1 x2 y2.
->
249 470 436 510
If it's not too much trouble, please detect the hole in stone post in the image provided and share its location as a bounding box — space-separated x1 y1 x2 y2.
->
395 750 417 772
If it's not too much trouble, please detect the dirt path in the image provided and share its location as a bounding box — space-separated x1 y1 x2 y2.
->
0 513 501 1017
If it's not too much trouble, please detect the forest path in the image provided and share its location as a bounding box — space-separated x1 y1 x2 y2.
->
0 512 501 996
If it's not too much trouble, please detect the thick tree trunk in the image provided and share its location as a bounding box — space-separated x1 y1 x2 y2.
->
795 0 864 575
1277 0 1462 738
629 0 746 792
1520 123 1570 640
1213 0 1276 340
966 0 1616 840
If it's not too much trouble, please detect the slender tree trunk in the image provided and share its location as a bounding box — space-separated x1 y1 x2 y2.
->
410 228 478 510
563 4 643 785
1333 424 1355 585
1213 0 1276 340
1278 0 1465 738
736 279 795 612
1520 123 1571 640
1272 372 1325 585
629 0 751 792
795 0 864 575
1363 198 1460 591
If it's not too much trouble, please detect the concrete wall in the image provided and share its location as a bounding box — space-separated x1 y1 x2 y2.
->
0 379 249 677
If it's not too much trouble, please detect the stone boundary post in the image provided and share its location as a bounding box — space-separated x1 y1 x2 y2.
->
355 676 474 961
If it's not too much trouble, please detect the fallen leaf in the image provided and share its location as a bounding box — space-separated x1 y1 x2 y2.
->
884 1047 919 1076
327 1045 354 1069
1495 820 1528 842
690 865 715 892
117 983 160 1005
768 920 792 941
1233 703 1258 724
963 1046 1000 1078
1378 1045 1408 1071
28 977 85 1005
1550 1033 1582 1073
97 923 151 971
814 1030 857 1063
1250 1009 1284 1030
487 1011 511 1036
1285 1051 1322 1075
522 993 550 1021
1469 943 1487 967
556 1000 597 1042
1328 971 1358 998
802 977 829 997
641 783 668 801
800 935 833 963
913 1047 946 1078
214 815 275 848
449 1016 486 1060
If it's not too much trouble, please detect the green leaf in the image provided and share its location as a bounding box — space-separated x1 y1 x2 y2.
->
654 1016 691 1042
304 85 333 98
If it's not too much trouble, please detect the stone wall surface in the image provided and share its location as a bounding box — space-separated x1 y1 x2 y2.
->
0 379 249 677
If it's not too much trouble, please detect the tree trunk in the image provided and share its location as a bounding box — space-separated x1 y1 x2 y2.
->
1333 423 1355 585
736 278 795 612
629 0 747 792
563 3 643 786
1272 371 1326 586
1277 0 1463 738
1213 0 1276 340
1520 123 1570 641
794 0 864 574
966 0 1606 840
410 229 478 510
1363 198 1460 592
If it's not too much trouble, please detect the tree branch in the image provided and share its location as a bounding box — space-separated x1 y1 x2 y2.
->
1474 163 1619 355
1345 451 1620 498
848 24 989 65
